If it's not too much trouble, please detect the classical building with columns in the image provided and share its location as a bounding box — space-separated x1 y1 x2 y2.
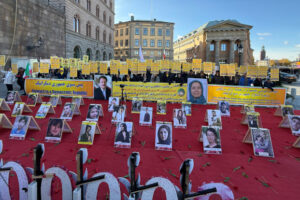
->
174 20 254 66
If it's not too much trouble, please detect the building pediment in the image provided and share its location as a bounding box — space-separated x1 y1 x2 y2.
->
204 20 252 32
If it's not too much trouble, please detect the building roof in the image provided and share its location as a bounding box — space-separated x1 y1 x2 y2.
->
115 19 174 26
174 19 252 43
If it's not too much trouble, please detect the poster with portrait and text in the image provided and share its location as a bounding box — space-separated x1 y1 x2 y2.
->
187 78 208 104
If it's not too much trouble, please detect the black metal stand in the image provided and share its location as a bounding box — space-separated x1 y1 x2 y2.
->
33 144 44 200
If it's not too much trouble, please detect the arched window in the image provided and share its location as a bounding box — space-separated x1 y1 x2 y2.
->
109 33 112 45
86 48 92 60
103 51 107 61
96 27 100 41
87 0 91 12
73 15 80 33
86 21 91 37
96 50 100 60
103 11 106 24
109 53 112 60
96 5 100 18
109 16 112 27
73 46 82 58
103 30 106 43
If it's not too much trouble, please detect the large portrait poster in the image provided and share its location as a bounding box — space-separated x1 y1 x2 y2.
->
187 78 208 104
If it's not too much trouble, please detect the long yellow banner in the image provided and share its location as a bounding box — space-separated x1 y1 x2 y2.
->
207 85 286 105
25 78 94 98
112 82 187 102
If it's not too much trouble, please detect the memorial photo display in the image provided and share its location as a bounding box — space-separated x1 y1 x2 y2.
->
155 122 172 151
251 128 274 158
112 105 126 123
12 102 25 117
26 93 38 106
114 122 133 148
60 103 76 120
218 101 230 117
182 102 191 116
5 91 16 104
45 118 64 142
108 97 120 112
35 103 51 119
288 115 300 136
131 97 143 113
139 107 153 125
201 126 222 154
207 109 222 129
10 115 30 139
86 104 103 121
173 109 187 128
157 100 166 115
78 121 97 145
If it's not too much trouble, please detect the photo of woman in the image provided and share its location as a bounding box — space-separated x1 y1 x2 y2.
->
10 115 30 137
114 122 133 147
86 104 101 121
202 126 222 154
46 118 63 139
5 91 15 104
187 78 207 104
251 128 274 157
182 102 191 116
112 105 126 123
173 109 187 127
79 125 92 143
155 123 172 150
26 94 37 106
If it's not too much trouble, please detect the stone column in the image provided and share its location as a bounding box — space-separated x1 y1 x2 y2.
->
206 40 211 62
240 40 245 66
230 40 235 63
215 40 220 66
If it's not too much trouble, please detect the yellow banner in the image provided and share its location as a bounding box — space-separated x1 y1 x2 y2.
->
70 67 78 77
63 59 69 68
112 82 187 102
0 55 5 66
120 64 128 75
82 63 90 75
131 61 138 74
182 62 191 72
160 60 170 72
83 55 89 63
192 59 202 73
257 66 268 79
171 61 181 73
138 62 147 74
100 62 108 74
40 63 49 74
247 66 257 78
25 78 94 98
151 62 160 74
110 63 118 75
12 63 18 74
207 85 286 105
33 62 39 73
90 62 98 73
50 57 60 69
203 62 213 74
270 68 279 81
239 65 247 75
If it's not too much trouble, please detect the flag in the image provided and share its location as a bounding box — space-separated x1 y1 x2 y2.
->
163 49 166 60
139 46 145 62
23 62 32 79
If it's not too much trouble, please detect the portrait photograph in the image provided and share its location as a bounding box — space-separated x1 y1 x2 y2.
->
35 104 51 119
112 105 126 123
182 102 191 116
247 114 259 128
49 95 59 107
282 106 294 117
187 78 208 104
26 93 37 106
202 126 222 154
114 122 133 148
12 102 25 116
5 91 15 104
131 98 143 113
10 115 30 138
155 122 172 150
157 100 166 115
244 104 255 113
288 115 300 136
86 104 102 121
139 107 153 125
94 75 112 100
108 97 120 112
251 128 274 158
45 118 64 141
207 109 222 128
72 96 82 107
60 103 75 120
218 101 230 117
78 122 96 145
173 109 187 128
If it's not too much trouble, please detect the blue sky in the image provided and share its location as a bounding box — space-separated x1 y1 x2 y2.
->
115 0 300 61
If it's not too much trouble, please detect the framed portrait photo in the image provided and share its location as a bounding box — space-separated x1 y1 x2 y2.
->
218 101 230 117
45 118 64 142
288 115 300 136
281 106 294 117
78 121 97 145
182 102 191 116
108 97 120 112
49 95 60 107
60 103 76 120
72 96 83 107
26 93 38 106
112 105 126 123
207 109 222 129
155 122 172 151
10 115 30 140
202 126 222 154
157 100 166 115
114 122 133 148
173 109 187 128
187 78 208 104
251 128 274 158
139 107 153 126
35 103 51 119
86 104 102 121
131 97 143 113
5 91 16 104
12 102 25 117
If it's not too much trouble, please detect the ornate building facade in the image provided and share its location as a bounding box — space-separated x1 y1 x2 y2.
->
174 20 254 66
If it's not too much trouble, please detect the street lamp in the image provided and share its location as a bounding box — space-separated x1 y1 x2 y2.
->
238 43 243 67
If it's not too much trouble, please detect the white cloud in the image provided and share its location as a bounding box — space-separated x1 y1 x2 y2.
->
284 41 289 45
295 44 300 48
258 37 264 40
257 32 272 36
177 35 183 40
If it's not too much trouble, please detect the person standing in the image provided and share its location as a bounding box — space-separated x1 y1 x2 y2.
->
2 67 15 91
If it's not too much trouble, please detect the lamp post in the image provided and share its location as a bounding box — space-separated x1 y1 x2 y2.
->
238 43 243 67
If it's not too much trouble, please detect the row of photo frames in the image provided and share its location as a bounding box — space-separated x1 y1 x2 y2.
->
204 109 222 129
9 115 40 140
86 104 104 121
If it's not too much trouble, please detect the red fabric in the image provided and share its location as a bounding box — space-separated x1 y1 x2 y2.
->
0 97 300 199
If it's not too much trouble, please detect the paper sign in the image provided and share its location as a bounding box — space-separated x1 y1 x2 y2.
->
12 64 18 74
40 63 50 74
33 62 39 73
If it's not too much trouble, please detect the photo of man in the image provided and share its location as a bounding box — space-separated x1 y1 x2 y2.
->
10 115 30 138
202 126 222 154
26 94 37 106
78 122 96 144
219 101 230 116
60 103 75 119
114 122 133 148
35 104 50 119
49 95 59 107
157 101 166 115
94 75 112 100
248 114 259 128
112 105 126 123
207 110 222 128
108 97 119 112
139 107 153 125
45 118 64 141
155 122 172 150
288 115 300 136
12 102 24 116
251 128 274 158
72 96 82 107
131 98 142 113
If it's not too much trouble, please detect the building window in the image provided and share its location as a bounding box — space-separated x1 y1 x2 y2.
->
125 40 128 46
126 51 128 55
143 50 147 55
115 30 118 36
166 29 170 36
150 39 155 47
134 50 138 55
109 33 112 45
120 40 123 47
110 1 113 9
143 39 147 47
109 16 112 27
87 0 91 12
158 29 162 36
120 29 123 36
151 28 155 36
157 40 162 47
74 0 80 4
135 39 139 46
166 51 169 56
103 11 106 24
210 44 214 51
150 51 154 56
166 40 170 47
104 0 107 4
234 44 238 51
96 5 99 18
158 51 161 56
86 22 91 37
135 28 139 35
115 41 118 47
103 30 106 43
73 15 80 33
143 28 148 35
221 43 226 51
96 27 100 40
126 28 128 35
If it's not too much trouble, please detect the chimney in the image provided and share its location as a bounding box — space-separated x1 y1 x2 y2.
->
131 16 134 21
